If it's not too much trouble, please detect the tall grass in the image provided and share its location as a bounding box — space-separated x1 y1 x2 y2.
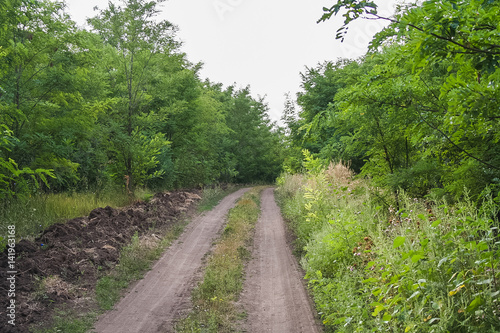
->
0 188 133 244
276 161 500 332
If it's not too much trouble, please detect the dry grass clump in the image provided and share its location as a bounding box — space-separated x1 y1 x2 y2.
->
138 234 161 250
278 173 305 198
32 275 78 301
325 161 353 185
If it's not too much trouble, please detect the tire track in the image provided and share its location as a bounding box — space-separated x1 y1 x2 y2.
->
239 187 321 333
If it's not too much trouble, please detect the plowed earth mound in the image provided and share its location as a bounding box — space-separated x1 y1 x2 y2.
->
0 190 201 333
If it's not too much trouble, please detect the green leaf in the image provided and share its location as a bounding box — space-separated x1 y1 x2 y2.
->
431 219 442 227
393 236 406 249
420 238 429 248
408 291 420 300
372 304 385 316
466 296 484 312
475 279 492 285
382 314 392 322
411 254 424 263
438 257 448 267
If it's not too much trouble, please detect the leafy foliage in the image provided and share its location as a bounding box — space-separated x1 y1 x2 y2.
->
284 0 500 203
0 0 283 204
277 163 500 332
277 2 500 329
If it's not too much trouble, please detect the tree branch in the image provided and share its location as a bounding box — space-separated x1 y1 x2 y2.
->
370 13 500 56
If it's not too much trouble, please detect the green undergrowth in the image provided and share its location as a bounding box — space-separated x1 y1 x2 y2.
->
176 187 263 333
276 158 500 332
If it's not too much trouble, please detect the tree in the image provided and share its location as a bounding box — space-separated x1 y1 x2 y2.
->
313 0 500 200
0 0 90 192
225 88 283 183
88 0 179 190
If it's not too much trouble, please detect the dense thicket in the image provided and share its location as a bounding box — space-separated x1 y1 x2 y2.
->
284 0 500 203
0 0 283 200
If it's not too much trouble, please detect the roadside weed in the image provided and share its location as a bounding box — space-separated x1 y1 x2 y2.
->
198 184 241 212
276 164 500 332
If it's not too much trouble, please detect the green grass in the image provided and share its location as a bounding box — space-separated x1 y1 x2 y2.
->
176 187 263 333
34 310 98 333
276 168 500 333
0 188 132 243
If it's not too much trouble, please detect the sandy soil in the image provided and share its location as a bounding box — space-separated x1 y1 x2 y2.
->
239 188 322 333
92 187 249 333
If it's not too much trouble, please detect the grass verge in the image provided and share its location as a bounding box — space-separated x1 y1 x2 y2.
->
0 187 146 245
175 187 263 333
276 162 500 333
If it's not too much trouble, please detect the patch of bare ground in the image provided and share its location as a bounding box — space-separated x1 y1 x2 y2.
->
238 188 322 333
0 190 202 333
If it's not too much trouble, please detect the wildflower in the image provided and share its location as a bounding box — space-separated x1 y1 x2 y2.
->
449 285 465 296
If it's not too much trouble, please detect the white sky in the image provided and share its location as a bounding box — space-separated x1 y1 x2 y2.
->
63 0 399 124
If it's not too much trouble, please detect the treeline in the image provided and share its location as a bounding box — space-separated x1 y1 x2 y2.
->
283 0 500 203
0 0 283 200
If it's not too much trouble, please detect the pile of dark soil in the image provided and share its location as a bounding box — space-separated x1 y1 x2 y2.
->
0 190 201 333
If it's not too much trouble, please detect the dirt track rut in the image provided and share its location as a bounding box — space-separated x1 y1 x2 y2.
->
93 188 249 333
239 187 321 333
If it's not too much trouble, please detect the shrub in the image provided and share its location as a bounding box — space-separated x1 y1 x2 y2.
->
277 163 500 332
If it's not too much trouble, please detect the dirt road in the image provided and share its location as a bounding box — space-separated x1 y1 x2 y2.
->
93 188 249 333
239 188 322 333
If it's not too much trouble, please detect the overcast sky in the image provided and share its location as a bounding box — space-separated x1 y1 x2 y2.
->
63 0 399 124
